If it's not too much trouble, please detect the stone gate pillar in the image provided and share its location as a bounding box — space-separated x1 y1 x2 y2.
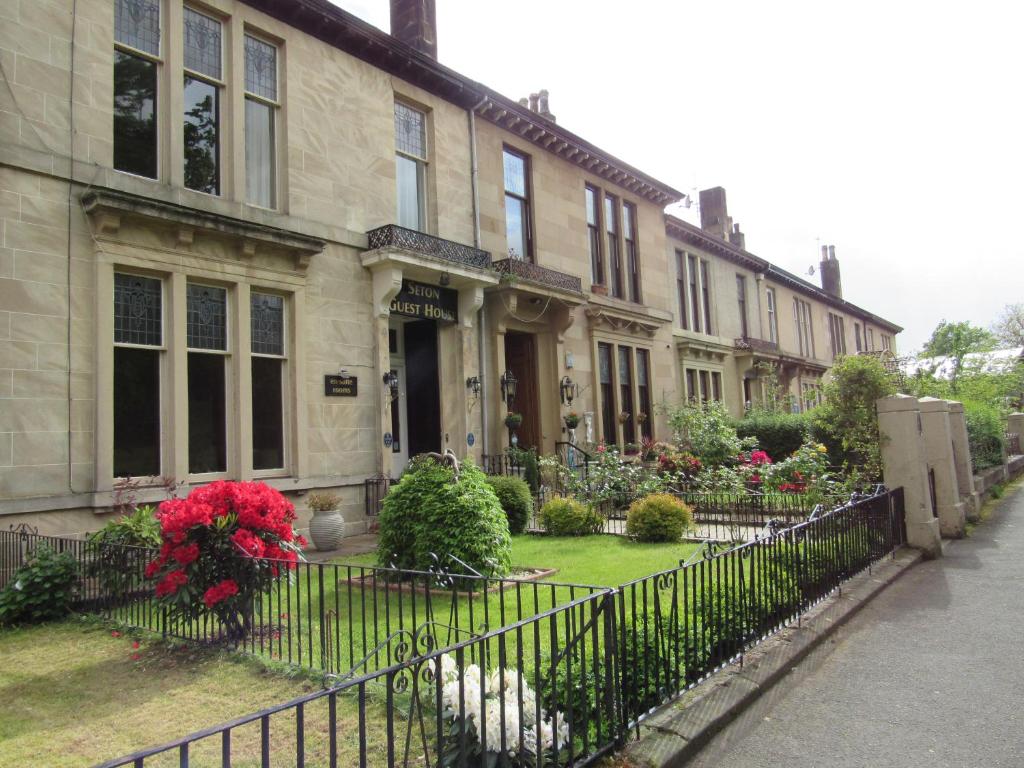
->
877 395 942 558
918 398 966 538
948 401 981 520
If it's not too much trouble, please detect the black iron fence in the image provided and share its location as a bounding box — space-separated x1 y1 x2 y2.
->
96 588 621 768
0 531 606 679
3 489 905 766
363 475 395 517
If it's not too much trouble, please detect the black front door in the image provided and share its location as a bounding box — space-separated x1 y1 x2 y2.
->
404 320 441 457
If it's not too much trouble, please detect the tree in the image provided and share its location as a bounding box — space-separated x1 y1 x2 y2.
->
921 320 996 393
991 303 1024 347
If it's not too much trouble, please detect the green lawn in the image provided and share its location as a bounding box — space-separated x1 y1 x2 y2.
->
0 620 390 768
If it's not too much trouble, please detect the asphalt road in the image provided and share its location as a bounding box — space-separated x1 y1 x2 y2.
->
687 483 1024 768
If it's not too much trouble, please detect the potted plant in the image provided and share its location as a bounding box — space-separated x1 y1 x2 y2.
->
504 412 523 429
618 411 631 424
563 411 580 429
307 491 345 551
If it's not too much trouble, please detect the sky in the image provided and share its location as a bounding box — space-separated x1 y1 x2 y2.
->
334 0 1023 353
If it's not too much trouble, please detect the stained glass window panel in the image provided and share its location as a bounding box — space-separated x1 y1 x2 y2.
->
251 292 284 356
394 102 426 159
186 284 227 350
183 7 221 79
245 35 277 101
115 0 160 56
114 273 162 346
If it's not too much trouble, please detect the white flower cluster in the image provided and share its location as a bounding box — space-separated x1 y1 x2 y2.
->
433 653 569 758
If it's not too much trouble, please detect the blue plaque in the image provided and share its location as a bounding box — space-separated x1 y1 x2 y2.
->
467 432 475 447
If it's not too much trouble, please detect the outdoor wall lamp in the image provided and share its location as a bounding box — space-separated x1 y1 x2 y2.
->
500 370 517 407
382 371 399 401
560 375 577 405
465 375 481 412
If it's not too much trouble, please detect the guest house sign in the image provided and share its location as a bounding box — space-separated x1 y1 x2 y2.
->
389 280 457 323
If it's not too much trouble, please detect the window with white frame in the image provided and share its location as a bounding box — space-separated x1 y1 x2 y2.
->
766 287 778 344
186 283 229 475
828 312 847 359
881 333 892 352
244 34 279 208
113 272 164 478
503 147 532 260
866 327 875 351
395 102 428 231
183 7 223 195
113 0 161 179
586 185 603 286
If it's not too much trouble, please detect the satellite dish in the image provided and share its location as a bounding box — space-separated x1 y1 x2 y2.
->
807 266 815 276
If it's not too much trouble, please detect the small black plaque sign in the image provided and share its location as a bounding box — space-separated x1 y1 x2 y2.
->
324 374 358 397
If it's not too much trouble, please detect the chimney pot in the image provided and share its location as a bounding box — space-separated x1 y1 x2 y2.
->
390 0 438 59
828 244 836 261
820 244 843 298
821 244 829 260
528 93 540 112
518 97 529 108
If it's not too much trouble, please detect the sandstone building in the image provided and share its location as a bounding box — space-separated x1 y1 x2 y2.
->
0 0 899 536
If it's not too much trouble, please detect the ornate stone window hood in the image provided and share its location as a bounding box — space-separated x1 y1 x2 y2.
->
81 189 326 270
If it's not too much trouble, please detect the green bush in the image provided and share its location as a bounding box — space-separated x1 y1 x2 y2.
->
539 496 604 536
964 400 1005 471
734 411 809 461
485 475 533 534
0 545 79 625
508 447 540 495
87 505 161 594
377 457 511 576
626 494 693 543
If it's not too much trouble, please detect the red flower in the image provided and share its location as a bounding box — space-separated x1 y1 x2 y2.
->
111 631 121 638
749 450 772 466
155 569 188 597
132 640 140 650
750 473 762 484
230 528 266 558
144 559 162 579
202 578 239 609
171 543 200 565
296 535 308 548
131 653 141 661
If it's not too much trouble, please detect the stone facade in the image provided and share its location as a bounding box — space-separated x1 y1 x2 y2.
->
0 0 898 537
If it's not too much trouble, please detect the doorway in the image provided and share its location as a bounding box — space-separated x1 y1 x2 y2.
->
504 332 541 450
389 317 441 474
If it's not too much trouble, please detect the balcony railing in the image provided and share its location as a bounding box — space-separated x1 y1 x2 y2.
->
492 258 583 294
366 224 491 270
735 336 779 354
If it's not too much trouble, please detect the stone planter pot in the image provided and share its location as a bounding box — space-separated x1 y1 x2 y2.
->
309 509 345 551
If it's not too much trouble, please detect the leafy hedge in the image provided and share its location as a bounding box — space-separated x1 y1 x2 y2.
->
539 497 604 536
377 457 511 576
734 411 809 461
485 475 533 534
0 545 78 625
964 400 1005 471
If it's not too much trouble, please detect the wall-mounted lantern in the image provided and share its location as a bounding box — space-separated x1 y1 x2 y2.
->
465 375 481 412
560 375 576 406
382 371 399 402
500 370 517 407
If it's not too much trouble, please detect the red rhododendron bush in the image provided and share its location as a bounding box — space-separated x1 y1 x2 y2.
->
144 480 306 639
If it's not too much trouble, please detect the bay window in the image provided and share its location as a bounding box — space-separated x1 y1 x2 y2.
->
618 346 635 445
113 273 163 478
606 194 622 298
183 7 223 195
186 284 228 475
636 349 652 440
598 342 616 444
251 292 286 472
245 35 279 208
586 185 603 286
113 0 160 179
395 102 428 231
766 288 778 343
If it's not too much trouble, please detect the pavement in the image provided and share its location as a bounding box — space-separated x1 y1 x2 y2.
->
683 482 1024 768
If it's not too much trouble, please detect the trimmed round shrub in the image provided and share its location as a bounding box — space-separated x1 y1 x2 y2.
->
485 475 533 534
377 457 512 576
626 493 694 543
734 412 809 461
539 496 604 536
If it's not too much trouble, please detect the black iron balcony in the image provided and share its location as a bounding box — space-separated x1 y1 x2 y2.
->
492 258 583 294
735 336 779 354
366 225 491 270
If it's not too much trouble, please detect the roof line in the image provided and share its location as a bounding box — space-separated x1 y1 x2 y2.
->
665 214 903 333
240 0 681 204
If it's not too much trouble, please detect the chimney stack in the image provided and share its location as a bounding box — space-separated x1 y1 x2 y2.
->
528 92 540 112
537 89 555 121
390 0 438 59
819 244 843 299
729 222 745 250
699 187 734 242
